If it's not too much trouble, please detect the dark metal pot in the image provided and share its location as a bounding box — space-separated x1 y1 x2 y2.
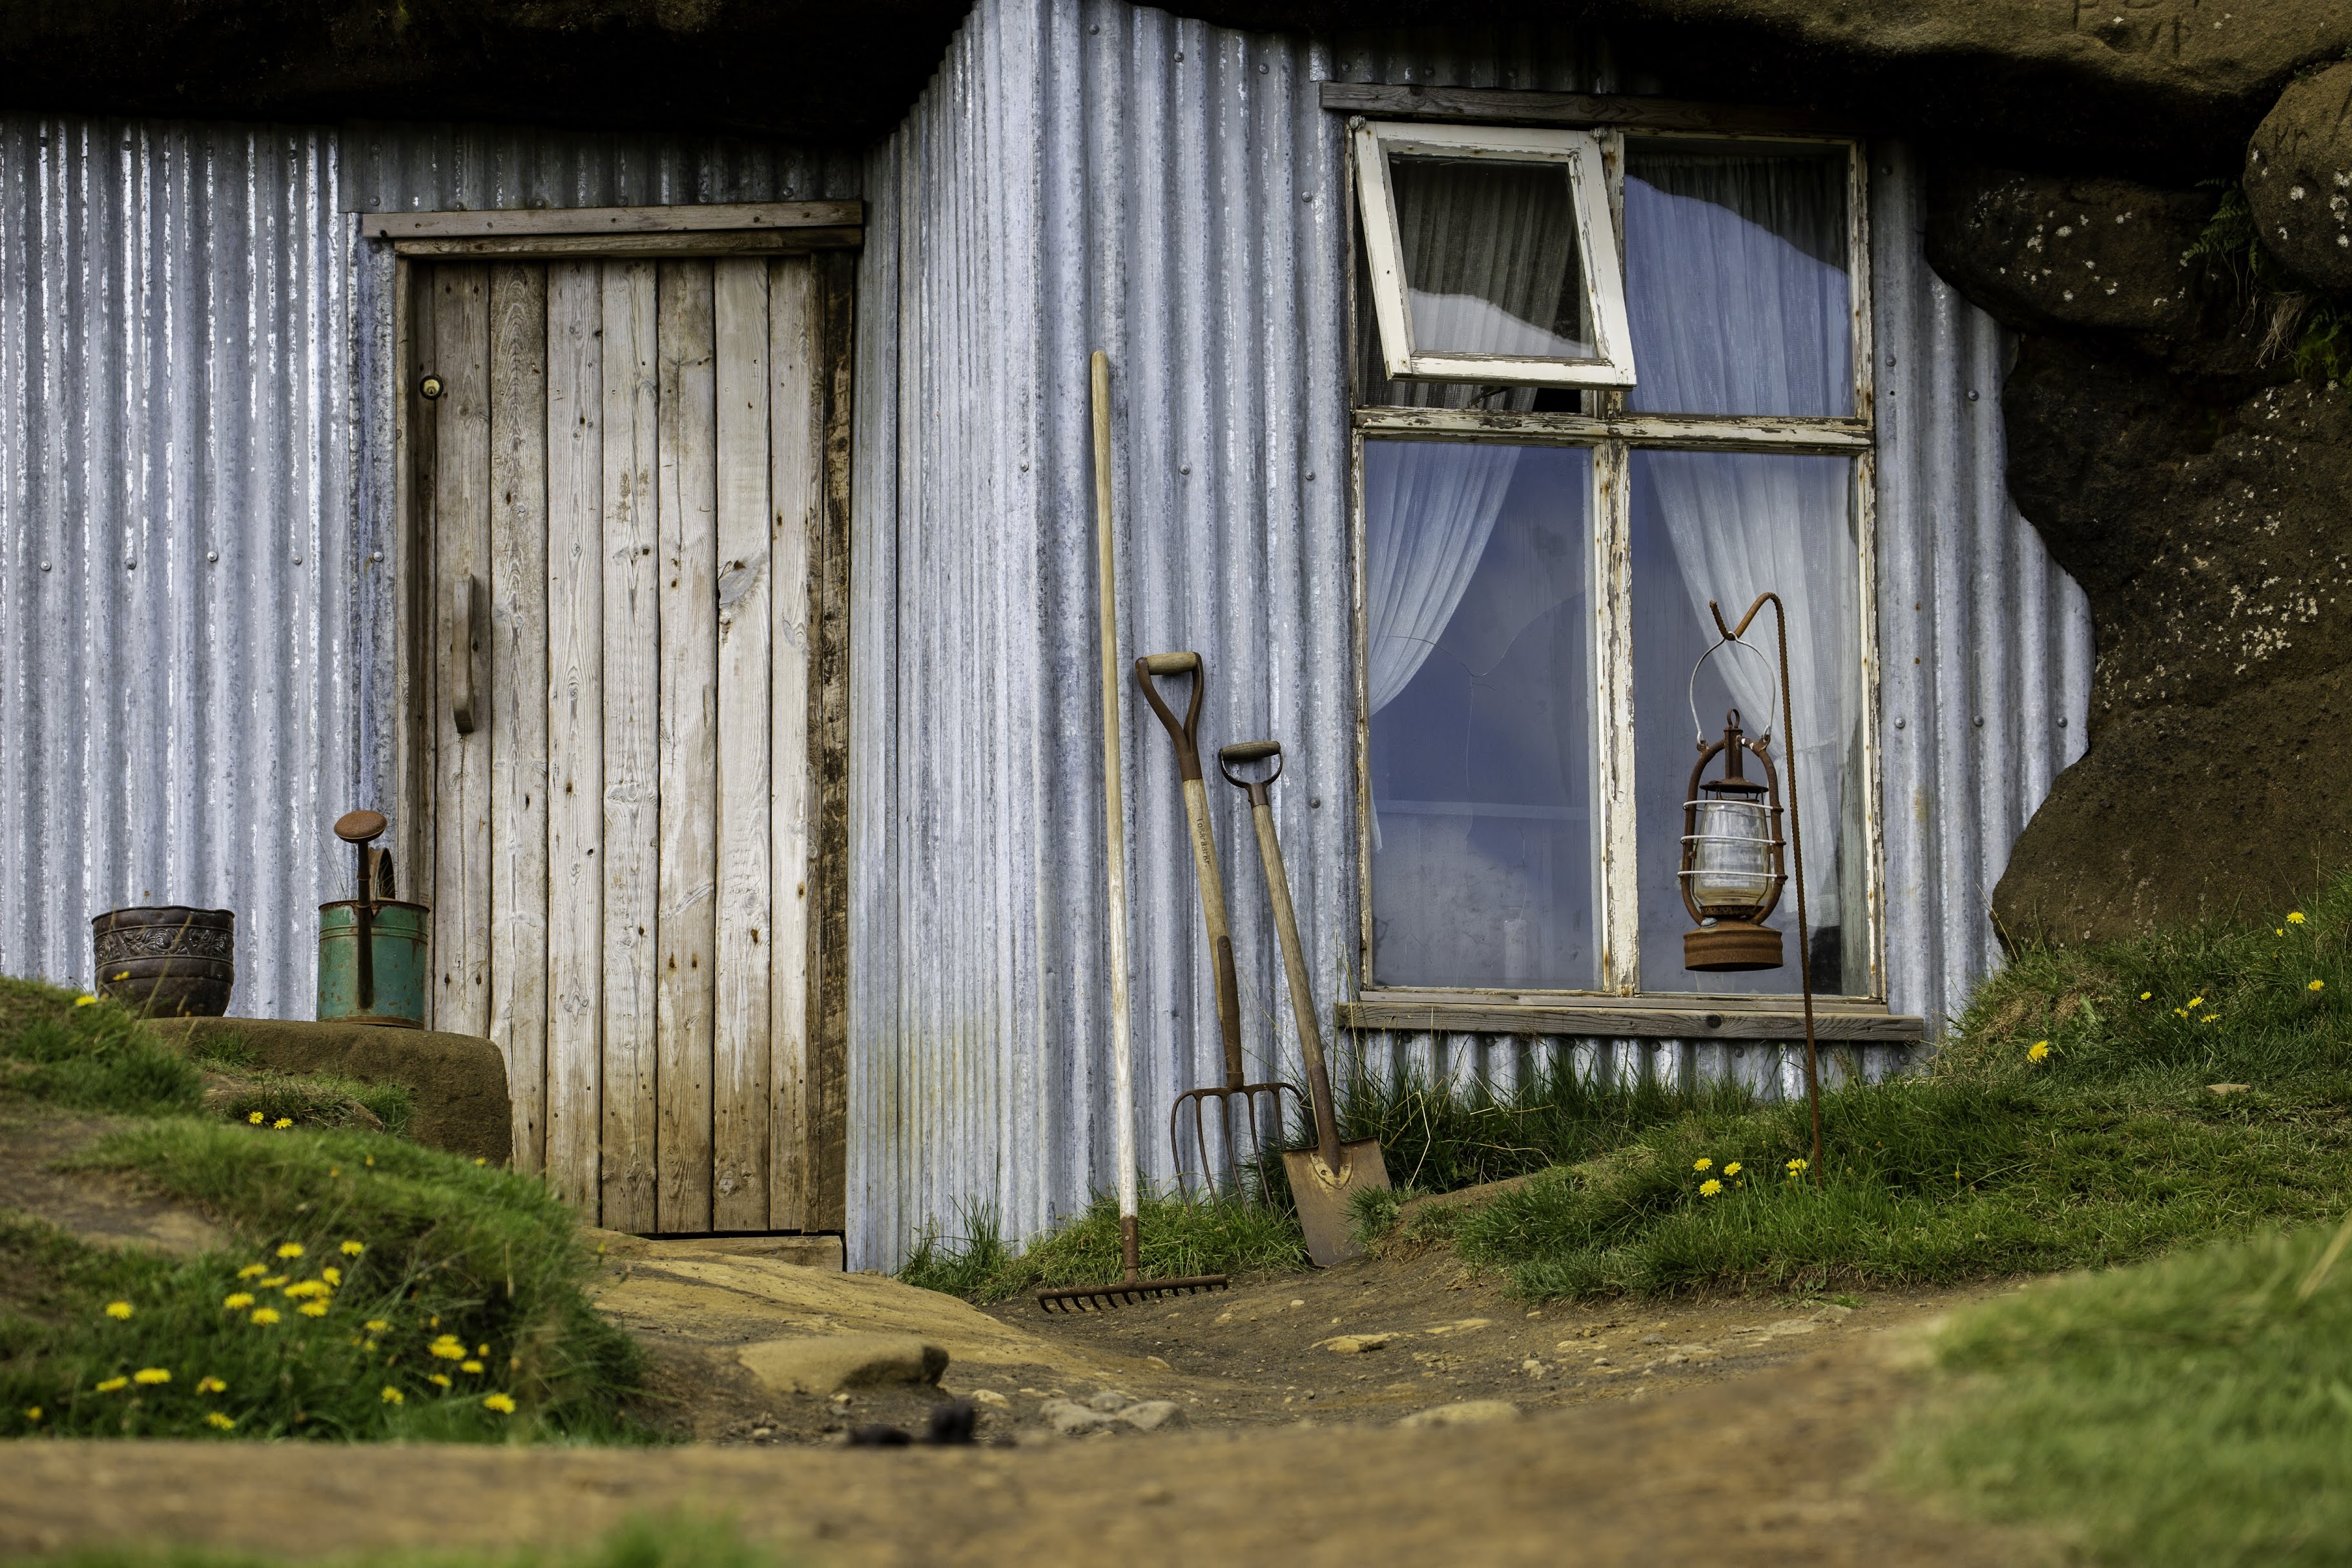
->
91 906 235 1017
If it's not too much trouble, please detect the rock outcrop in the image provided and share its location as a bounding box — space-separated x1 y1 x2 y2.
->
2246 61 2352 292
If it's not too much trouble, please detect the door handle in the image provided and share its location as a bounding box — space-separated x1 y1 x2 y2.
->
451 573 479 734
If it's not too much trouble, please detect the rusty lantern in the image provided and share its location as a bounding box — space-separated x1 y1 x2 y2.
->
1679 707 1788 970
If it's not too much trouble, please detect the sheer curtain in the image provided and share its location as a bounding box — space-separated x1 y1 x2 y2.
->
1364 157 1583 847
1624 153 1853 933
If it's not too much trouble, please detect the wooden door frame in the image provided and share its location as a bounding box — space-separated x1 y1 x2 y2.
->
386 203 859 1233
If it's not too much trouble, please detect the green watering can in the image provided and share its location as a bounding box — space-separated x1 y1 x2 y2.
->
318 810 431 1029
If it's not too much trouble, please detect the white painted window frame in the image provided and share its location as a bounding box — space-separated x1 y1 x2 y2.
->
1348 125 1884 1008
1351 119 1638 389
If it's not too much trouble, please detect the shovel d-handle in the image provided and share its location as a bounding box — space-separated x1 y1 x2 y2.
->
1218 739 1342 1176
1138 652 1244 1088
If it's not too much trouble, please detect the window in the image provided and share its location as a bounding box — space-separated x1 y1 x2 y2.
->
1352 121 1636 388
1352 119 1876 1001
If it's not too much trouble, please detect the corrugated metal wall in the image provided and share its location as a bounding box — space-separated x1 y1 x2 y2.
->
1872 142 2094 1030
0 116 852 1018
0 119 353 1017
848 0 2094 1268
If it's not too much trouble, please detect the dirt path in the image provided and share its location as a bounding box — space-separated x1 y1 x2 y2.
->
1 1325 2041 1567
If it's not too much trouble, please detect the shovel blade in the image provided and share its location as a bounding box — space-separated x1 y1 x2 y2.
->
1283 1139 1391 1266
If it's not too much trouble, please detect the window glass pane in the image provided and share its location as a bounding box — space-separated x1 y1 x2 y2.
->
1624 140 1852 418
1367 439 1598 990
1389 152 1592 363
1630 450 1866 995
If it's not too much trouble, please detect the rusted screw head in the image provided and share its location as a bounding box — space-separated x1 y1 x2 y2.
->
335 809 388 845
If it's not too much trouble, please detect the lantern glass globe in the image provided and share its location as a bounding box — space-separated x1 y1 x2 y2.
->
1684 797 1777 915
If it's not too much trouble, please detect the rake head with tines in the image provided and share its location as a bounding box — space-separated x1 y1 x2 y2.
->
1035 1215 1231 1313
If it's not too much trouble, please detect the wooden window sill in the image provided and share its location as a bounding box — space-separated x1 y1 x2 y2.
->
1336 995 1926 1043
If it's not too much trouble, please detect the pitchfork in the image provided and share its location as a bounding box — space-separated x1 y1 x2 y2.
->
1135 652 1305 1201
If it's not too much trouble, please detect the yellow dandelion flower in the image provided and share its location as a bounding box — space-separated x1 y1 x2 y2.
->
236 1263 268 1279
1722 1162 1743 1177
482 1393 517 1414
282 1279 327 1298
329 1168 340 1178
276 1243 304 1260
271 1118 293 1130
2028 1040 2052 1062
132 1368 170 1385
321 1267 342 1286
2174 1008 2187 1018
364 1319 389 1333
249 1307 281 1326
1786 1158 1809 1176
429 1342 466 1361
2187 996 2204 1009
1692 1157 1713 1173
104 1301 133 1320
364 1156 375 1167
94 1376 129 1393
2289 911 2307 925
340 1240 364 1256
473 1157 487 1166
428 1373 452 1389
258 1275 286 1288
247 1111 265 1124
204 1412 236 1430
2277 929 2286 938
74 995 97 1007
460 1359 484 1374
2140 991 2152 1000
428 1315 440 1328
1698 1178 1723 1197
2311 980 2326 992
2202 1015 2220 1024
364 1339 378 1351
297 1301 330 1318
23 1407 40 1422
477 1343 489 1357
196 1376 227 1394
380 1386 405 1405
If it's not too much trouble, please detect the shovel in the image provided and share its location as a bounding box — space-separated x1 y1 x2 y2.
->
1137 652 1303 1199
1219 740 1390 1266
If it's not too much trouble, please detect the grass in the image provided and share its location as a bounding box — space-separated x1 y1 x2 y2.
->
0 977 643 1441
1900 1215 2352 1566
1368 875 2352 1299
29 1516 795 1568
900 1190 1307 1303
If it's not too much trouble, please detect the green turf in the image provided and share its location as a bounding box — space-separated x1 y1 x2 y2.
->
1899 1215 2352 1566
1370 874 2352 1299
900 1190 1307 1303
0 976 643 1441
27 1516 794 1568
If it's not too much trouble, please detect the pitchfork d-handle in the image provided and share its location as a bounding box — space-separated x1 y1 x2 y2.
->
1219 740 1343 1177
1138 652 1244 1088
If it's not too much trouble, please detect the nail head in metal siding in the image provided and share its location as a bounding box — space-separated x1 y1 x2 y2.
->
40 561 50 572
1894 716 1906 730
1179 462 1191 474
126 558 136 570
370 550 383 562
1886 353 1897 366
1305 471 1315 480
207 551 218 562
292 554 303 565
2058 717 2069 728
1973 716 1984 727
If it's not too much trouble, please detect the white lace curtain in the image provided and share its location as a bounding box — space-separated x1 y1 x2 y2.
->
1365 158 1582 847
1624 155 1854 930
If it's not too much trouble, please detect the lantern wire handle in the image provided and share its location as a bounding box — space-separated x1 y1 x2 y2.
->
1705 593 1824 1188
1685 632 1780 748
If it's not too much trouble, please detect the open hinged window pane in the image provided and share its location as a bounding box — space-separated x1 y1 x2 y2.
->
1352 119 1636 389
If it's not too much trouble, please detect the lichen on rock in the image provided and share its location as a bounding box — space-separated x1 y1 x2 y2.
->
2245 61 2352 293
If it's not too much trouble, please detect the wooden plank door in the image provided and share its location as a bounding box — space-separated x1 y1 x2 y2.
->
417 256 829 1233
